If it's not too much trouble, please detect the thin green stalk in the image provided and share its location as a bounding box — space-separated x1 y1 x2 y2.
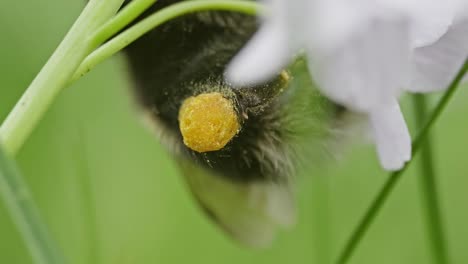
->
70 0 262 83
0 145 65 264
74 128 100 264
335 58 468 264
413 94 449 264
90 0 157 47
0 0 125 155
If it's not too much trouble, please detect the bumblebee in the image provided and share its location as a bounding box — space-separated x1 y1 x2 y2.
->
122 0 342 247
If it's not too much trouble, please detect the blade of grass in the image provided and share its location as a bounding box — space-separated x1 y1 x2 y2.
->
73 127 100 264
413 94 450 264
0 145 65 264
335 58 468 264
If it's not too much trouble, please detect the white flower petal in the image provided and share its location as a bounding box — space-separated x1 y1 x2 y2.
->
306 0 376 53
224 0 467 171
378 0 455 47
409 18 468 92
309 16 410 112
225 22 291 86
369 101 411 171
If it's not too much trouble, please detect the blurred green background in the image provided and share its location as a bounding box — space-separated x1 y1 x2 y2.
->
1 1 468 264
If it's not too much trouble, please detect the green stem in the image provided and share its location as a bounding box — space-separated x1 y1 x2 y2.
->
413 94 450 264
74 128 100 264
335 58 468 264
0 0 125 155
0 145 65 264
70 0 261 83
90 0 157 47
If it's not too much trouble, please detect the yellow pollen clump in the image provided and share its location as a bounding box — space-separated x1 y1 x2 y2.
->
178 92 239 153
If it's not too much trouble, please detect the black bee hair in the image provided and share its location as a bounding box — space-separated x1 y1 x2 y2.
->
121 0 344 247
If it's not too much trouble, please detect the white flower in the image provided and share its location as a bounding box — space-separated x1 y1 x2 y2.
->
226 0 468 170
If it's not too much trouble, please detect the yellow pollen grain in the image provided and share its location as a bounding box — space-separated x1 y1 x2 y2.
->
178 92 239 153
280 70 290 82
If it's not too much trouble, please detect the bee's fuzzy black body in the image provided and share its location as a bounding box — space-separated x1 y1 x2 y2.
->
123 0 335 183
121 0 345 247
